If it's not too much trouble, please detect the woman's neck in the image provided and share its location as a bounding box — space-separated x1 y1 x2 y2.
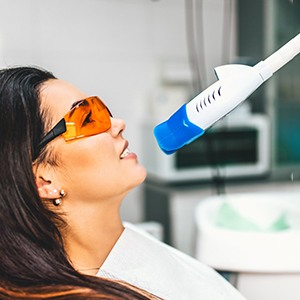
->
61 200 124 275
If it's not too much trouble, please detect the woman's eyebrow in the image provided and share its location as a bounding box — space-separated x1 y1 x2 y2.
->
70 100 83 110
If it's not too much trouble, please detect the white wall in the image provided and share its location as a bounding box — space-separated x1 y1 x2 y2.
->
0 0 236 222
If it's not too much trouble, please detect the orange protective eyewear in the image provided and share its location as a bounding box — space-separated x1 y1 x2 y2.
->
37 96 112 152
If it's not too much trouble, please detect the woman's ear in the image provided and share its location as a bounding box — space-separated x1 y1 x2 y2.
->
33 164 60 200
35 176 61 199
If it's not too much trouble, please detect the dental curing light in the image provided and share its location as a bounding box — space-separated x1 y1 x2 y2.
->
154 33 300 154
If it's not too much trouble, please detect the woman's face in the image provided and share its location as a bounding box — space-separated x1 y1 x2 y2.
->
40 79 147 205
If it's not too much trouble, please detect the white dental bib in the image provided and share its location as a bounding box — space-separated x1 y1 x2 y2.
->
97 223 246 300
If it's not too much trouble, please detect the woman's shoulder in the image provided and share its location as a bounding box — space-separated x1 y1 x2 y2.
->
123 222 217 272
99 222 246 300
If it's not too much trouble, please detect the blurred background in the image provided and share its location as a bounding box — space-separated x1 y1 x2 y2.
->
1 1 300 298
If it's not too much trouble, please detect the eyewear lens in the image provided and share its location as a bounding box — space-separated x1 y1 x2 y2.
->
62 96 112 141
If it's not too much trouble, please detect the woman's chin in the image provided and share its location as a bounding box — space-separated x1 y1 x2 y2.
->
131 165 147 188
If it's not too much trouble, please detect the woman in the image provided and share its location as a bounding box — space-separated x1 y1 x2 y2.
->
0 66 246 299
0 66 155 299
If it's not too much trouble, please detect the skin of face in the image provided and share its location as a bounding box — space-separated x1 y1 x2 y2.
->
38 78 147 212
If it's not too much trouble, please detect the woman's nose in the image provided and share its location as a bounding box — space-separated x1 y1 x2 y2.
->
109 117 126 137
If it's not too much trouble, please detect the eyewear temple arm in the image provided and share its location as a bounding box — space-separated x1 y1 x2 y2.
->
37 118 67 151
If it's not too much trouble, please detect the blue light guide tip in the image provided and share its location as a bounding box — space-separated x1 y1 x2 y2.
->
153 104 205 154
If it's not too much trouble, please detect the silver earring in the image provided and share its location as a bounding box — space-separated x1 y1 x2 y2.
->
53 198 61 206
52 189 66 206
59 189 66 198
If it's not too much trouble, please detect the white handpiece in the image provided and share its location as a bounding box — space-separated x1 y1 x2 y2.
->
154 33 300 154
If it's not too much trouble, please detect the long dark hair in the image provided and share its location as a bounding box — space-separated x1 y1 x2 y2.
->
0 66 154 299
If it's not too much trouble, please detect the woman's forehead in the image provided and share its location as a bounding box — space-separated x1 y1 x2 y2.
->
40 79 87 118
